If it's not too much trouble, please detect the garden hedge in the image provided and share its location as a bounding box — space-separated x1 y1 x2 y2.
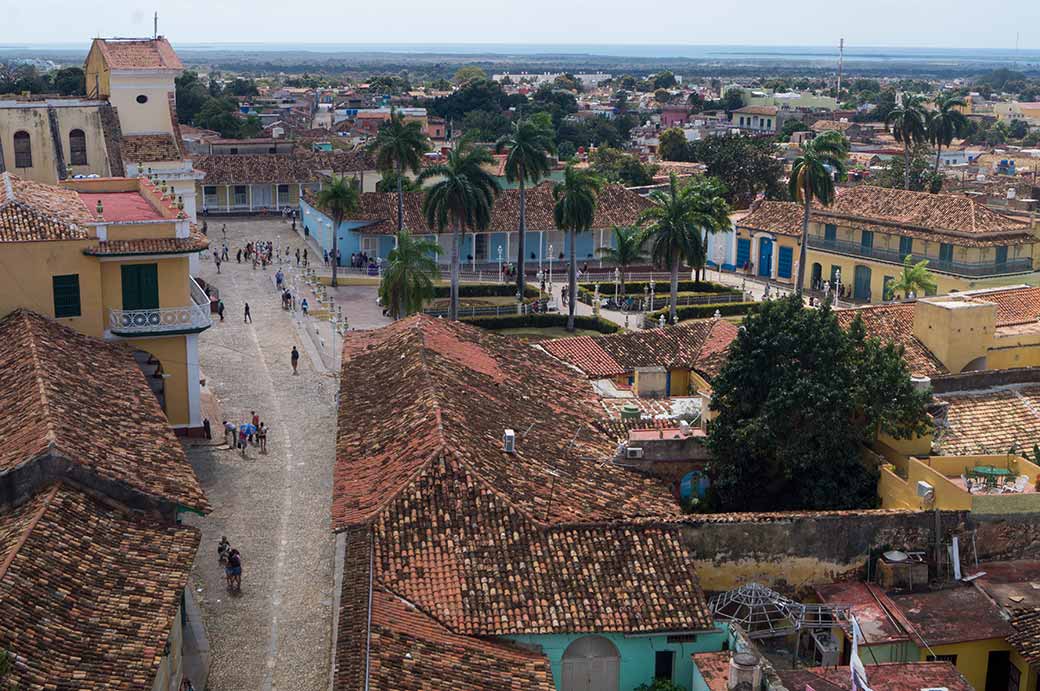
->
578 280 736 296
462 313 621 334
432 284 542 299
644 301 758 326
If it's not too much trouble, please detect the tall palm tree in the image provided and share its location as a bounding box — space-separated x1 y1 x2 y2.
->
888 254 937 300
789 131 849 295
496 118 556 296
596 225 647 296
419 140 500 320
638 173 698 323
927 94 968 180
315 175 360 287
886 93 929 190
683 176 732 283
553 165 602 331
379 231 441 319
368 109 430 232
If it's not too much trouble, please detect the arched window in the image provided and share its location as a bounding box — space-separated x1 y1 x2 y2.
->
69 129 87 166
13 131 31 168
561 636 619 691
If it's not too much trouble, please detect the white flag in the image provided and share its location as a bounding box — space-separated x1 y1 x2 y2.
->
850 616 874 691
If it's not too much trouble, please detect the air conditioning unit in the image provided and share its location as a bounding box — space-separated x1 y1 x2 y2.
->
503 429 516 454
916 481 935 497
626 447 644 459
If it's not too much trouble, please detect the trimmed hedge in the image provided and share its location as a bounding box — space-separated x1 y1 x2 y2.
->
462 313 621 334
644 301 758 326
579 280 736 295
432 284 542 299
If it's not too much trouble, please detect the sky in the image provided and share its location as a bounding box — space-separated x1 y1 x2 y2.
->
1 0 1037 49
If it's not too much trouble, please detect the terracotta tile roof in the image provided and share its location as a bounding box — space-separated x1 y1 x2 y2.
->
306 181 651 235
691 652 731 691
780 662 972 691
0 483 199 690
333 526 556 691
120 133 182 163
195 151 375 185
84 228 209 256
934 385 1040 456
1009 608 1040 667
93 38 183 70
734 105 778 115
0 172 95 241
887 586 1012 646
811 120 854 132
334 315 678 528
735 200 805 237
0 310 208 512
815 581 909 645
969 285 1040 326
834 304 948 378
543 319 738 379
372 455 713 635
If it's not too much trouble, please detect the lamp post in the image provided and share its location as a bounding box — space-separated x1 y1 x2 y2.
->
644 284 649 313
834 268 842 303
498 245 503 283
614 267 620 307
548 244 554 292
649 278 656 314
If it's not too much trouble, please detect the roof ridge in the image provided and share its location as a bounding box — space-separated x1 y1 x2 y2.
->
21 311 59 447
1 172 13 203
0 483 60 584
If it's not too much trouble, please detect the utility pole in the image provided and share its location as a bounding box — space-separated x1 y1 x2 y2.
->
153 12 158 39
834 37 844 120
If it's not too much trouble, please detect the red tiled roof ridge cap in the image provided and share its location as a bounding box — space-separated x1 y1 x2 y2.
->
0 484 59 583
19 309 60 447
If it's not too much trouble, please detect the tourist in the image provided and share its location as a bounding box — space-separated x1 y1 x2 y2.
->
244 302 252 323
250 411 260 441
258 422 268 454
223 420 236 447
323 249 329 266
238 427 248 457
301 297 309 316
303 248 308 266
215 254 222 274
221 224 227 240
217 536 231 564
295 248 300 266
217 299 225 322
225 548 242 592
291 346 300 374
236 249 242 264
222 244 229 261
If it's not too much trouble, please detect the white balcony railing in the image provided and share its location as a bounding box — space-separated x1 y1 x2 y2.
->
108 304 212 335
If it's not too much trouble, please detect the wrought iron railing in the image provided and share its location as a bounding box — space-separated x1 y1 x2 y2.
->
108 304 212 335
807 236 1032 277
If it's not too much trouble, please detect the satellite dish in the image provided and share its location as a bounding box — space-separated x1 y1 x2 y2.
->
884 550 908 562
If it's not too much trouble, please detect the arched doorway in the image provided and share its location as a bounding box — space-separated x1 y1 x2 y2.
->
811 263 822 290
562 635 620 691
853 265 872 302
133 350 166 413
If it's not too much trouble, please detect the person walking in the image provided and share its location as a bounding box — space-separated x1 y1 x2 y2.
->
295 248 300 266
217 299 225 322
258 422 268 454
221 224 227 240
244 302 252 323
291 346 300 374
303 248 308 266
236 249 242 264
238 427 248 457
225 548 242 592
275 269 284 290
215 254 222 274
223 420 236 447
300 298 309 316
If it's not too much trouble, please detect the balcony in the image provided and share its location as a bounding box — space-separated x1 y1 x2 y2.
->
108 304 212 336
808 236 1033 277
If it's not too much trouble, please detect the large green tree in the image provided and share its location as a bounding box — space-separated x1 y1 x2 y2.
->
368 109 430 233
927 95 968 179
658 128 689 162
707 296 932 511
684 177 733 283
789 131 849 294
888 255 937 299
553 165 602 331
497 118 556 295
596 225 648 295
420 140 501 320
379 231 441 319
689 134 785 207
315 175 361 287
886 93 929 190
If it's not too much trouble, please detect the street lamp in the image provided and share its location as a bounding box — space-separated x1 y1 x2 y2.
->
614 267 620 306
548 244 554 291
497 245 503 283
834 268 842 302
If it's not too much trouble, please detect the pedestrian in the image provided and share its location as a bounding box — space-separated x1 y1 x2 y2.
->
303 248 308 266
295 248 300 266
217 299 225 322
244 302 252 323
215 255 222 274
275 269 284 290
223 420 236 447
222 244 229 261
323 249 329 266
301 297 309 316
251 410 260 432
291 345 300 374
221 224 227 240
226 548 242 592
238 427 248 457
258 422 268 454
237 249 242 263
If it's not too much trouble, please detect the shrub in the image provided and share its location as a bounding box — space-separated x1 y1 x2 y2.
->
579 280 736 295
644 301 757 326
462 313 620 333
432 284 541 299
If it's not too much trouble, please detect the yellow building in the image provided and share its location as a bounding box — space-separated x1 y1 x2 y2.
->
0 171 210 430
737 187 1039 302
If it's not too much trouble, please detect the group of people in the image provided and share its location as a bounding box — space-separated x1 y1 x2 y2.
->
217 536 243 593
222 412 269 456
349 252 377 270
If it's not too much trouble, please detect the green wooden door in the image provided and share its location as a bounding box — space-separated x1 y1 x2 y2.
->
121 264 159 310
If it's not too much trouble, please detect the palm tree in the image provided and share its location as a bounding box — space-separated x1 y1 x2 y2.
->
378 231 441 319
927 95 968 180
368 109 429 232
553 165 602 331
596 225 647 296
638 173 699 323
683 176 732 283
497 118 556 296
886 93 929 190
315 175 361 287
789 131 849 295
888 254 937 300
419 140 500 320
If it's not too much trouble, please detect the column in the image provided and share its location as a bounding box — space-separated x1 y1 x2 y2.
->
471 233 476 271
185 334 202 428
772 239 779 279
225 185 230 213
248 185 253 212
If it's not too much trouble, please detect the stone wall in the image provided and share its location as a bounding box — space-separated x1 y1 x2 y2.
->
678 509 1040 594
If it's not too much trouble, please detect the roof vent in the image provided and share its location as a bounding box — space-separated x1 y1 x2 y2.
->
503 428 516 454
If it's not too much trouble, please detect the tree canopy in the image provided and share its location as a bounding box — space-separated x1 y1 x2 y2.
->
708 296 932 512
688 134 785 207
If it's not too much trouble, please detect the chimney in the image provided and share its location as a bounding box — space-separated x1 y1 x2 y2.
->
912 296 995 373
728 652 761 691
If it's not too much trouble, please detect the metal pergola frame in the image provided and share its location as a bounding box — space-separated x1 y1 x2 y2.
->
710 583 851 640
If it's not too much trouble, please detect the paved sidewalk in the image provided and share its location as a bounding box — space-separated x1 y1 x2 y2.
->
182 218 338 691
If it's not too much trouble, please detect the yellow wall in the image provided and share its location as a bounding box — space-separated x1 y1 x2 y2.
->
989 330 1040 369
922 638 1021 691
879 454 1040 513
0 105 114 183
670 369 691 396
126 334 190 427
1011 649 1039 691
105 222 180 242
99 256 191 311
913 297 995 373
84 43 111 98
105 72 177 136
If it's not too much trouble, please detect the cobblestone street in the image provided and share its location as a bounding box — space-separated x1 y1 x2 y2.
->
182 217 369 691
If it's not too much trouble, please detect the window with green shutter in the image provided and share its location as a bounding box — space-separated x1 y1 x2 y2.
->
52 274 81 318
120 264 160 311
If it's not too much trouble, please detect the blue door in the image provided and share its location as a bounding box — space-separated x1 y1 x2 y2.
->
758 238 773 277
996 246 1008 268
778 246 793 279
736 238 751 269
854 265 872 301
